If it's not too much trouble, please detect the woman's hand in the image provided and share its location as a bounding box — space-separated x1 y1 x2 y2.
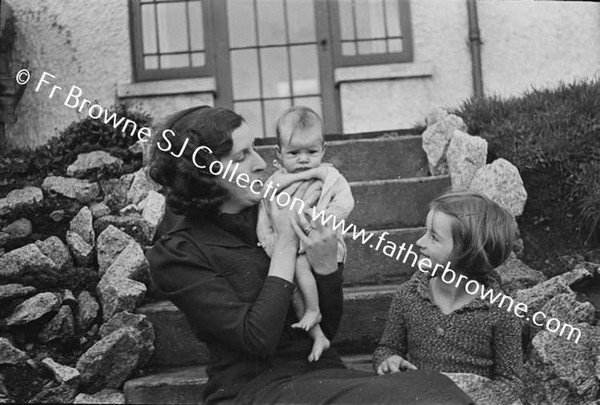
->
290 209 337 275
268 198 298 242
376 355 417 375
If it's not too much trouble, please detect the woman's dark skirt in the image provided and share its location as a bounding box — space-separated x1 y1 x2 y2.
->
235 359 474 404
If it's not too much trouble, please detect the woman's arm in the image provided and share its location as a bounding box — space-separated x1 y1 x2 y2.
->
148 206 299 356
147 234 297 356
314 263 344 339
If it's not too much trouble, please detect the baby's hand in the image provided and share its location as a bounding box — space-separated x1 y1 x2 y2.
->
376 355 417 375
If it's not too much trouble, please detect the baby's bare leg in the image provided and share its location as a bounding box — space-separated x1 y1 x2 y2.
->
291 254 321 331
307 323 330 362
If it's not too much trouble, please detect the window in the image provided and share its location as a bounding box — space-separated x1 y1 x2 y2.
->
129 0 413 136
223 0 325 138
129 0 213 81
329 0 413 66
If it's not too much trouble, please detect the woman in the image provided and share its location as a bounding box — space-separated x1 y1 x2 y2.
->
146 106 473 404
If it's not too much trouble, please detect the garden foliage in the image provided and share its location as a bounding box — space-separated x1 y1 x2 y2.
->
452 78 600 241
29 103 152 177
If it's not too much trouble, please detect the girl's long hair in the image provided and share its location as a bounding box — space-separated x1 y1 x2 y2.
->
430 190 517 284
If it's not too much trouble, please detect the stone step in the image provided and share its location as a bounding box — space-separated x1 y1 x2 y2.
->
344 227 425 286
347 175 450 230
154 175 448 241
256 135 428 182
124 366 207 405
124 355 375 405
137 285 398 368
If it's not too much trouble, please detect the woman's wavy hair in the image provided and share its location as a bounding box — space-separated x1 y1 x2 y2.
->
430 190 517 284
147 106 243 216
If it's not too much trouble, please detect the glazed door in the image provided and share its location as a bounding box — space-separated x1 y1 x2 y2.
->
213 0 339 138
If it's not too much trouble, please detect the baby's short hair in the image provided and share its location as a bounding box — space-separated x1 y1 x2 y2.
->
276 106 323 146
430 190 517 283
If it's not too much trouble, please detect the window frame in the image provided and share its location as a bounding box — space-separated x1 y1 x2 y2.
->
328 0 413 68
129 0 215 82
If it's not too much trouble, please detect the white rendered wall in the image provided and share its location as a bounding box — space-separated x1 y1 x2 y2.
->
339 0 600 133
4 0 213 149
5 0 600 148
478 0 600 98
5 0 131 149
340 0 473 134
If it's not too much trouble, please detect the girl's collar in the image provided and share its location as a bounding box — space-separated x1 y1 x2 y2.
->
412 271 494 311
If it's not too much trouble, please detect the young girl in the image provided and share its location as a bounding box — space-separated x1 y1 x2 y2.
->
373 190 523 405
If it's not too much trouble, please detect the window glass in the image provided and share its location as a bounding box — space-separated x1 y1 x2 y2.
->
388 38 402 52
235 101 264 138
287 0 316 43
264 99 292 138
227 0 257 48
160 54 189 68
260 47 290 98
385 0 402 37
231 49 260 99
144 55 159 69
335 0 410 60
338 0 356 41
191 52 205 67
362 0 386 39
290 45 319 96
141 4 157 54
257 0 286 45
357 39 386 55
156 2 189 53
341 42 356 56
189 1 205 52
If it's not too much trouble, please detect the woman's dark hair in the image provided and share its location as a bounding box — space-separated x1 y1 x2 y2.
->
147 106 243 216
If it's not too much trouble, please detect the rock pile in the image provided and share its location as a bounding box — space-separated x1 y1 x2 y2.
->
0 150 164 403
423 112 600 404
422 111 527 217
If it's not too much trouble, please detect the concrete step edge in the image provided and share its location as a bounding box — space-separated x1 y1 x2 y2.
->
254 129 421 146
255 134 422 150
140 284 400 313
349 174 448 187
126 366 208 388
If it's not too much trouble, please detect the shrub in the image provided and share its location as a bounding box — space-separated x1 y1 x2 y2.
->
451 78 600 241
569 158 600 242
29 103 152 177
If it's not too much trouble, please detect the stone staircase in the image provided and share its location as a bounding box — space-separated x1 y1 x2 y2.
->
124 131 451 403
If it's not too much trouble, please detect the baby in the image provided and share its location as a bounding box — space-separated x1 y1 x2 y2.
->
257 106 354 362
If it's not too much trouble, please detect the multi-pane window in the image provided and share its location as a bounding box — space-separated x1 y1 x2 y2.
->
130 0 212 81
227 0 324 138
130 0 413 136
330 0 413 66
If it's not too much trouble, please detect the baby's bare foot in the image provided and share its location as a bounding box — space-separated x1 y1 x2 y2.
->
291 310 322 331
308 335 331 362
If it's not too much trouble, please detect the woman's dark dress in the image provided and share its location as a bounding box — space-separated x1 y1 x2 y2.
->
146 206 473 404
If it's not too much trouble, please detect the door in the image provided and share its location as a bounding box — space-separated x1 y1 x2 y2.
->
212 0 339 139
